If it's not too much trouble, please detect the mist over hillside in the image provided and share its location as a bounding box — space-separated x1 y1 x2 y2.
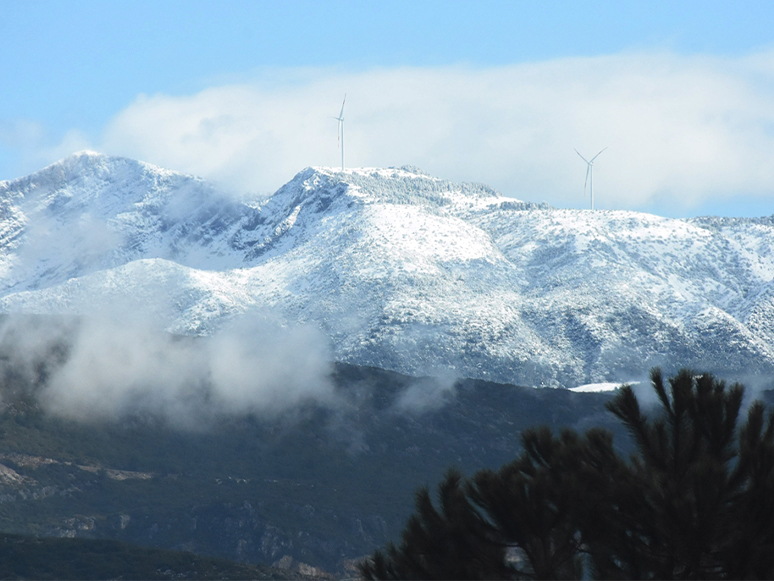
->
2 152 774 389
1 318 768 576
0 322 630 574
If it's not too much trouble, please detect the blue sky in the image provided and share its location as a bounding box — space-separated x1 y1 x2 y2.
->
2 0 774 216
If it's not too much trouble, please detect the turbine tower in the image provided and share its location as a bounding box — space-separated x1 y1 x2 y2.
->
574 147 607 210
334 94 346 171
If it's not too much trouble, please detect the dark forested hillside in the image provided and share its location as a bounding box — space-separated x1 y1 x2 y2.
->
0 532 320 580
0 347 635 576
359 370 774 580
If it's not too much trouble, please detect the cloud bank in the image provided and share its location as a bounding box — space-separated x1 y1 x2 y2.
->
7 50 774 215
0 314 336 428
92 51 774 214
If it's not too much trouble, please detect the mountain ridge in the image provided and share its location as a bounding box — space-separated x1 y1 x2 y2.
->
2 152 774 387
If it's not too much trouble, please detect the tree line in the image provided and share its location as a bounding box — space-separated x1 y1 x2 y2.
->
358 369 774 579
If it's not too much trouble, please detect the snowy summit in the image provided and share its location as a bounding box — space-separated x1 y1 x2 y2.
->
2 152 774 388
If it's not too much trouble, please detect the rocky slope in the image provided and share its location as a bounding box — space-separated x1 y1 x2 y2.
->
1 152 774 387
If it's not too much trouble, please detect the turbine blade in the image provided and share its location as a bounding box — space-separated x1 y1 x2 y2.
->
584 165 590 190
339 94 346 119
575 149 590 164
590 147 607 163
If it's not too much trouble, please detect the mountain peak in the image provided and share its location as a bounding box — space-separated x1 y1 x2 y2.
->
49 150 176 177
271 165 522 219
0 151 195 202
309 165 439 181
0 152 251 294
3 155 774 387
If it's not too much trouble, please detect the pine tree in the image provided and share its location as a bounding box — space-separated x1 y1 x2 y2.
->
723 400 774 577
599 368 774 579
357 469 510 580
468 427 624 579
359 368 774 580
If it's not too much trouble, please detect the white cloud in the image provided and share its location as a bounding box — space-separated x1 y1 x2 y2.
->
30 314 336 427
55 51 774 212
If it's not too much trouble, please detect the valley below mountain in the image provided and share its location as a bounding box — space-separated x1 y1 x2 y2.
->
0 346 630 576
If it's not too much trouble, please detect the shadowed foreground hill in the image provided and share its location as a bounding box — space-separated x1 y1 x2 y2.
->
4 316 772 576
0 354 627 576
0 532 324 580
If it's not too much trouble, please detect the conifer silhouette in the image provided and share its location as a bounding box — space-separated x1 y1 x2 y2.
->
358 469 509 580
605 369 774 579
359 368 774 580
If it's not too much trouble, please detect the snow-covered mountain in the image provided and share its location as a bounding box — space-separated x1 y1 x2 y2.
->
2 151 774 387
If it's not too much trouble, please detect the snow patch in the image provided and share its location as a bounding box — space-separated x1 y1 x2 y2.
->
569 382 636 393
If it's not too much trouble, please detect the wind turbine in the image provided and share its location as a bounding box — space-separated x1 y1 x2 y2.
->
574 147 607 210
333 94 346 171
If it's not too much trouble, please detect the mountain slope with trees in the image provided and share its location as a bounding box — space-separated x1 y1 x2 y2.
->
0 330 628 576
0 533 317 580
3 153 774 386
